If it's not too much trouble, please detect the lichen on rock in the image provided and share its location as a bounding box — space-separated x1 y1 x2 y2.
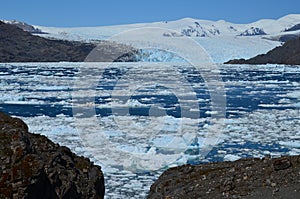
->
0 112 105 199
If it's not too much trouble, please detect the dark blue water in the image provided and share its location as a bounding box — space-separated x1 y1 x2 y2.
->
1 63 299 199
1 64 299 119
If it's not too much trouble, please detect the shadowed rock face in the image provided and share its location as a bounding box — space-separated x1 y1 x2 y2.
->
148 156 300 199
225 36 300 65
0 21 95 62
0 21 138 62
285 23 300 32
0 112 105 199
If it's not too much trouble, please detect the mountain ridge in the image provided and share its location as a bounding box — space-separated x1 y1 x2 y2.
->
27 14 300 40
0 21 95 62
0 21 138 62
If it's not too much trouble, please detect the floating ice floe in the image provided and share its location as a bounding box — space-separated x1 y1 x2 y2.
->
279 141 300 148
1 62 299 199
224 154 241 161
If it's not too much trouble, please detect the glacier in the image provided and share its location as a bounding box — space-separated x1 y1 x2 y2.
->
30 15 300 63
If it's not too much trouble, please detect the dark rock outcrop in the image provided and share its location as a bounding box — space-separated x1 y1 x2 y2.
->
285 23 300 32
277 34 300 42
225 36 300 65
0 21 138 62
239 27 267 36
148 156 300 199
0 21 95 62
1 20 46 34
0 112 105 199
84 41 139 62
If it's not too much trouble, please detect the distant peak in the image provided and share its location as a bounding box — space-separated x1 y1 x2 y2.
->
172 17 203 23
278 13 300 21
180 17 198 21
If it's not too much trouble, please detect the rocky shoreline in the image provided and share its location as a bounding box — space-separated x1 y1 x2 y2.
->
148 155 300 199
0 112 105 199
225 36 300 65
1 112 300 199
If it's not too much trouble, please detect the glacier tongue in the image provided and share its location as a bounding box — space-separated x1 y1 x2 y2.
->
131 36 280 63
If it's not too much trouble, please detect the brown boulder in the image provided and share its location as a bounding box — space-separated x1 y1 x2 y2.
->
0 112 105 199
148 156 300 199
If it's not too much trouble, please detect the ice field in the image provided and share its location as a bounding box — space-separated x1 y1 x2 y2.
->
0 62 299 198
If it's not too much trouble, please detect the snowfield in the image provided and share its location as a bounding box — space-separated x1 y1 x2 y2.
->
31 14 300 63
34 14 300 39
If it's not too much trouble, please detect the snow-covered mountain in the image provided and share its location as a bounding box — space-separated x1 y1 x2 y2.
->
239 27 266 36
2 14 300 63
29 14 300 40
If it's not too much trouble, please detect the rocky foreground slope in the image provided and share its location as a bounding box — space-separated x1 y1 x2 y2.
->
225 36 300 65
148 155 300 199
0 112 105 199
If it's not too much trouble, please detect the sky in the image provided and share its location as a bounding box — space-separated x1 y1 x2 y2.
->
0 0 299 27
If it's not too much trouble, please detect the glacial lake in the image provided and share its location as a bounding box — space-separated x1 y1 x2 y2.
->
0 62 299 198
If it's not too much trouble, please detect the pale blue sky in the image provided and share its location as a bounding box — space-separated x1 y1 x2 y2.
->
0 0 299 27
